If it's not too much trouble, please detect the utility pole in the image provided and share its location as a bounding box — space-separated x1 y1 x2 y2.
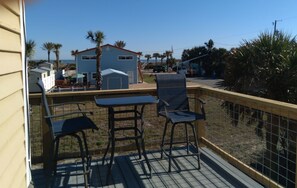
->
273 19 282 35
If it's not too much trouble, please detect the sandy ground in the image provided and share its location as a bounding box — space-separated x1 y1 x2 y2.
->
129 77 223 89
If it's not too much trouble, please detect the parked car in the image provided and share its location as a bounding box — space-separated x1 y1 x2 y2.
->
153 65 165 73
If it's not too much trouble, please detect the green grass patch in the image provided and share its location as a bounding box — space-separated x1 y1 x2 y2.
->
143 74 156 83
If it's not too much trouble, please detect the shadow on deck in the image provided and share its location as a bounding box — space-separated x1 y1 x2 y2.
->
31 147 264 188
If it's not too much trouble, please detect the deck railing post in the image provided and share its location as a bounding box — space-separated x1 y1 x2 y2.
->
295 135 297 188
42 96 53 174
194 89 205 146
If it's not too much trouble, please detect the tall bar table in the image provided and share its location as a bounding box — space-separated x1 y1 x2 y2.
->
95 94 158 184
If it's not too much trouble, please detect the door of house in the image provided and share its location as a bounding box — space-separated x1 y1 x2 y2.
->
127 71 134 84
82 72 88 85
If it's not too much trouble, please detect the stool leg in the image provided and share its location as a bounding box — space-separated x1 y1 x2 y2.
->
134 106 141 159
140 130 152 177
185 123 189 154
102 138 110 166
74 134 89 187
106 130 115 185
53 138 60 175
169 124 176 172
160 120 169 159
135 122 141 159
191 123 201 170
81 131 91 179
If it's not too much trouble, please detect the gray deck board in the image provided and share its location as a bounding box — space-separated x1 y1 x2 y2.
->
31 147 264 188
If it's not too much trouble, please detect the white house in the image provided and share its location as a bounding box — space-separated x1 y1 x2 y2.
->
29 62 56 92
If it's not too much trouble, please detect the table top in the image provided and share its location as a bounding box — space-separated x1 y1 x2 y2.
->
95 94 158 107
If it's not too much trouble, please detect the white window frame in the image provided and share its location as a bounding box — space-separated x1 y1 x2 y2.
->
118 55 134 61
81 55 96 61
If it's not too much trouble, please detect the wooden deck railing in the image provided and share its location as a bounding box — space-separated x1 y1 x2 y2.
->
29 85 297 188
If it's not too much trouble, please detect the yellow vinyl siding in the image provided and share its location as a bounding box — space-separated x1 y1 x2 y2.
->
0 72 23 100
0 136 26 187
0 0 26 187
0 28 21 52
0 90 24 125
0 52 22 75
0 109 24 163
0 4 20 30
1 0 20 16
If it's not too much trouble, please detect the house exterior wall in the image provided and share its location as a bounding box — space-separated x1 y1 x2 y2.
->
76 45 138 85
0 0 29 187
76 49 96 84
30 63 56 92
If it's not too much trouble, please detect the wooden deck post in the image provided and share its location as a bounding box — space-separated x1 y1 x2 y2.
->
295 135 297 188
194 90 206 146
42 96 53 174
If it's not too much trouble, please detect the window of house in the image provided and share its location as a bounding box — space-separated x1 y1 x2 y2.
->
91 72 97 80
118 55 133 60
81 55 96 60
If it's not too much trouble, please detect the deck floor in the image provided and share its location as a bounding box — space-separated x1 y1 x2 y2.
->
31 147 264 188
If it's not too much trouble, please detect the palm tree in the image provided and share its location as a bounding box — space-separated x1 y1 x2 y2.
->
224 31 297 161
53 43 62 71
152 53 160 64
71 49 79 82
86 30 105 90
26 39 36 60
114 40 126 48
42 42 54 63
71 49 79 61
165 50 172 72
160 53 166 64
144 54 151 64
205 39 214 52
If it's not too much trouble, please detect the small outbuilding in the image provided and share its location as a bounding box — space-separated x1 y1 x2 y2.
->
101 68 129 90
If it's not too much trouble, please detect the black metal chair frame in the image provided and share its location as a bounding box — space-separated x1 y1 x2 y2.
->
155 74 206 172
37 79 98 187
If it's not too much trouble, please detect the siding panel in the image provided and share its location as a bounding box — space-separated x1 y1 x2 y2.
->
0 109 24 160
1 0 20 15
0 27 21 52
0 4 20 31
0 90 23 126
0 0 27 187
0 72 23 100
0 52 22 75
0 137 26 187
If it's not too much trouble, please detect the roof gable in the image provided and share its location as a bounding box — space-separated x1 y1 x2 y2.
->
76 44 141 55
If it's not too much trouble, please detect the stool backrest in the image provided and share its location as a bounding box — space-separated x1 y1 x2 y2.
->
155 74 189 113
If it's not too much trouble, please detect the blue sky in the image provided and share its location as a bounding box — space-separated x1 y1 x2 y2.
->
25 0 297 60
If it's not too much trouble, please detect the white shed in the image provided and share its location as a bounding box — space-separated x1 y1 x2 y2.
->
101 68 129 90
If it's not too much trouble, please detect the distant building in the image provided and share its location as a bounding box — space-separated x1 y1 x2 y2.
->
101 68 129 90
28 62 56 92
75 44 140 85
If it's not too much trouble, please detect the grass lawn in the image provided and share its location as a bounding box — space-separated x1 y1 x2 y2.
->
142 74 156 83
